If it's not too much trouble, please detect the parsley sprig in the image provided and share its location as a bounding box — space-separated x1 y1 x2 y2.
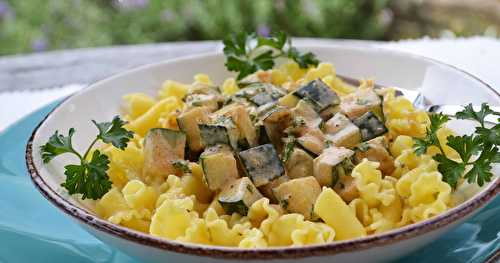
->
40 116 134 200
223 31 319 80
414 103 500 188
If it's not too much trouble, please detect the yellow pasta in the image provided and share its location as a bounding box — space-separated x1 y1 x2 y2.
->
122 179 157 212
177 218 211 245
351 160 396 207
279 60 307 81
304 62 335 82
390 135 414 157
127 97 181 136
238 228 268 248
322 75 355 97
221 77 239 96
267 213 335 246
383 89 430 138
314 187 366 240
91 62 464 248
193 73 213 85
150 196 197 239
123 93 156 120
95 187 151 233
103 142 144 189
204 208 251 246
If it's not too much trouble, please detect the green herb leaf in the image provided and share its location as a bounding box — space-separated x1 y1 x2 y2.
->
256 31 287 49
172 159 191 174
223 32 248 57
446 135 482 164
40 128 77 163
41 116 133 200
416 105 499 188
252 50 275 71
433 153 465 189
225 55 257 80
413 113 449 155
476 124 500 145
455 103 495 127
282 136 296 163
413 138 430 156
61 150 112 200
287 47 319 68
223 31 320 80
92 116 134 150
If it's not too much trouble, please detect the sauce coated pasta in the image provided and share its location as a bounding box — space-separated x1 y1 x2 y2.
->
92 61 460 248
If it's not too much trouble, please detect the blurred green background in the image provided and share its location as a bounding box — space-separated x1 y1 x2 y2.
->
0 0 499 56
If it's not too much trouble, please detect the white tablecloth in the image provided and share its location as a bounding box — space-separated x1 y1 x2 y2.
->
1 37 499 132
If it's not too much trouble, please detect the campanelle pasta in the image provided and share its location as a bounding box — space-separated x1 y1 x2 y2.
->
92 61 461 248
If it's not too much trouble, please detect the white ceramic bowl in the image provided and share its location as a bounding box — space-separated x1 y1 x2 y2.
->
26 44 500 263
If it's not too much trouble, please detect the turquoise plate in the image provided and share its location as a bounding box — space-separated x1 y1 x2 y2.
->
0 101 498 263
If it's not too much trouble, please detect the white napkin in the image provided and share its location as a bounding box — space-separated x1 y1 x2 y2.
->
1 37 499 132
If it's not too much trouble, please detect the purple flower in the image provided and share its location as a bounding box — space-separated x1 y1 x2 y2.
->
31 38 48 52
257 24 270 37
115 0 149 10
0 0 12 19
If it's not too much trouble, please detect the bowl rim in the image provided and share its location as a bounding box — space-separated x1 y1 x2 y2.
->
26 44 500 260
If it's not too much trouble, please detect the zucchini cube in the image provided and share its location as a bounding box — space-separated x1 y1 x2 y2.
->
235 83 285 106
262 106 292 153
215 104 258 147
200 145 240 191
285 148 314 179
313 146 355 188
238 144 285 187
218 177 264 216
177 107 210 155
324 113 361 148
296 129 326 156
258 175 289 203
352 111 388 141
294 79 340 112
143 128 186 179
199 115 240 149
273 176 321 220
249 92 275 106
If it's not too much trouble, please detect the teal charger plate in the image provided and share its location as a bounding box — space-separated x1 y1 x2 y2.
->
0 100 498 263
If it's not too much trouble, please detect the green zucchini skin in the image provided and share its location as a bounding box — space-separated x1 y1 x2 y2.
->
324 113 362 149
249 92 275 106
199 115 240 150
352 111 388 141
257 125 271 145
218 177 263 215
235 83 286 106
238 144 285 187
294 79 340 112
313 146 355 187
200 145 240 191
214 104 258 148
199 124 231 146
143 128 186 179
